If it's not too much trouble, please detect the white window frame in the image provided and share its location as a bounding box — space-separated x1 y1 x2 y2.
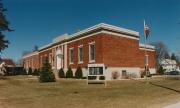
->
78 45 83 64
88 64 105 76
89 42 95 63
69 47 74 64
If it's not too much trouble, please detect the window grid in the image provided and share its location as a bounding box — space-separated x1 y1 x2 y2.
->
78 45 83 63
89 42 95 63
69 48 74 64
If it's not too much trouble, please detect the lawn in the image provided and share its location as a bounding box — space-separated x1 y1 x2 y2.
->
0 76 180 108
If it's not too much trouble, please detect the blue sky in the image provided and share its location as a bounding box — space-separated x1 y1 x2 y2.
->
2 0 180 62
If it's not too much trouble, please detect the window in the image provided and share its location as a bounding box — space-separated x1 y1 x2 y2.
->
41 56 45 67
78 45 83 63
32 58 34 67
40 56 42 67
69 48 74 64
52 49 55 67
89 42 95 62
49 53 52 64
122 70 127 78
89 67 103 75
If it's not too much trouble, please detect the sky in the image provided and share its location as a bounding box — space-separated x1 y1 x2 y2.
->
2 0 180 62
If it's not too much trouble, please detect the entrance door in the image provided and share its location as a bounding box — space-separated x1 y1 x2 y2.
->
56 55 61 70
56 49 62 70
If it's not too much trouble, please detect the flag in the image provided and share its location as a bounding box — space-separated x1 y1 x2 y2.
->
144 21 150 39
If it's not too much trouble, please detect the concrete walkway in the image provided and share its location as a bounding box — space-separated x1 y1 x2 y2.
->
164 102 180 108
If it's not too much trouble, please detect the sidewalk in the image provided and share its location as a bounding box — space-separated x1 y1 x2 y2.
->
164 102 180 108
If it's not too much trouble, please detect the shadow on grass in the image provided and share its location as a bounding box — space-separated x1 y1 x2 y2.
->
131 79 180 94
149 82 180 94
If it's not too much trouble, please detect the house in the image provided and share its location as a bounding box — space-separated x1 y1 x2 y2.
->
0 58 16 75
22 23 156 80
160 59 178 72
1 58 16 67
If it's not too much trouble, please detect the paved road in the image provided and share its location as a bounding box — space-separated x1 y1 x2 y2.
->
164 102 180 108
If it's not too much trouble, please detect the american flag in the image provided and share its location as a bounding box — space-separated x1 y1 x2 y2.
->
144 21 150 39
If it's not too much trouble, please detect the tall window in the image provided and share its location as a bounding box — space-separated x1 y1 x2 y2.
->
89 42 95 62
49 53 52 64
78 45 83 63
52 49 55 67
40 56 43 67
41 56 46 67
32 58 34 67
69 48 74 64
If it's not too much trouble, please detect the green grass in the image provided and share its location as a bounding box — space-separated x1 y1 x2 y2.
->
0 76 180 108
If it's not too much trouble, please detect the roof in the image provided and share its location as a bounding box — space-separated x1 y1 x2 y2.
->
38 23 140 51
52 34 70 44
22 51 39 59
70 23 139 38
24 23 154 57
1 59 16 67
161 59 177 65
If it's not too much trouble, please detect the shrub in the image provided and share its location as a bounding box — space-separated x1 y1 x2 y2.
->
112 71 119 79
75 66 83 79
33 68 39 76
28 67 32 75
158 66 165 75
39 58 56 82
99 76 105 80
58 68 65 78
66 67 73 78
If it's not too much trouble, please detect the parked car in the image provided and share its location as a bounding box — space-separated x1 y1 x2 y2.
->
166 71 180 75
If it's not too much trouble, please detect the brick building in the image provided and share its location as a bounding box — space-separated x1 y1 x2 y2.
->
22 23 156 80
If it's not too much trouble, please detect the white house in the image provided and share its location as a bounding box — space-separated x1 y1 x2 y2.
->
160 59 177 72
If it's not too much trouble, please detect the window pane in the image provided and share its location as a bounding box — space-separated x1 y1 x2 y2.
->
71 50 74 62
90 44 95 61
79 47 83 62
122 70 127 76
89 67 103 75
99 67 103 74
70 49 74 63
89 68 92 75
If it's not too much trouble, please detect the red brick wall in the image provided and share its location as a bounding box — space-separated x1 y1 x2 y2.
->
39 49 52 68
23 54 39 70
101 34 139 67
101 33 156 68
67 34 104 68
23 33 156 70
67 33 155 69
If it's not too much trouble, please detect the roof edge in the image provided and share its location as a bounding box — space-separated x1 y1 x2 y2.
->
139 44 155 49
22 51 39 59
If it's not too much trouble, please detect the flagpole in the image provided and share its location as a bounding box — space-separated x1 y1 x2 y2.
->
144 20 147 78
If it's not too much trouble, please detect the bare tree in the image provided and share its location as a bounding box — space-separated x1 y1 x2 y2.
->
150 41 170 69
